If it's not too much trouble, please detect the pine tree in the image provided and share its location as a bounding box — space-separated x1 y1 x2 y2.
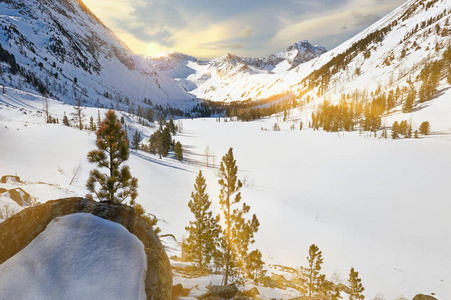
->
246 249 265 282
73 98 85 130
132 129 141 151
300 244 323 297
391 121 400 139
161 126 172 156
402 92 414 113
168 118 177 135
97 110 101 128
182 170 221 269
218 148 259 285
406 123 412 138
399 120 407 136
149 130 164 158
348 268 365 300
174 141 183 161
86 110 138 204
419 121 431 135
89 116 96 131
63 112 70 126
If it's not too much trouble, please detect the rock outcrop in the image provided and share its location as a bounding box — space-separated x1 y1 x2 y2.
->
412 295 437 300
0 197 172 300
197 284 250 300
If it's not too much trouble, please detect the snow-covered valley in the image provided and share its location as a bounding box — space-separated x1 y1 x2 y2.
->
1 86 450 299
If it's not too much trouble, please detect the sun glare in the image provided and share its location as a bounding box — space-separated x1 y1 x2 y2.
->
146 43 165 58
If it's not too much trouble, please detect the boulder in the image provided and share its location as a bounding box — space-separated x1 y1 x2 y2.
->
0 197 172 300
7 188 31 206
198 284 241 300
412 295 437 300
244 287 260 299
270 274 297 289
1 175 20 183
173 283 190 300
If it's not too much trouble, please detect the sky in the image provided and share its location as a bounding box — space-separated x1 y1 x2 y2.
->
83 0 408 60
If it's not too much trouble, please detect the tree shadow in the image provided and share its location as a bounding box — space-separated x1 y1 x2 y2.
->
131 151 195 173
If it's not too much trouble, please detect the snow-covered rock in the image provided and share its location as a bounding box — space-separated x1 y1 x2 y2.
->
0 213 147 300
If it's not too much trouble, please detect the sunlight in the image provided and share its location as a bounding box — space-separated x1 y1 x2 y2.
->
146 43 165 58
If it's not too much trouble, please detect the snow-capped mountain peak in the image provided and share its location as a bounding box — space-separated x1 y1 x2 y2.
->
0 0 193 109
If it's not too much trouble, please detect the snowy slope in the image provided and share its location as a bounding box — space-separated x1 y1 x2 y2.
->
1 87 450 299
0 0 194 109
0 213 147 300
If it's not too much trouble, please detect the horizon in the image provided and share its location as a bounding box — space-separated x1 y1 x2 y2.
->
83 0 407 60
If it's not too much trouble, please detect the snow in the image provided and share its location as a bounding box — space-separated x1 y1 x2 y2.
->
1 0 451 298
1 86 450 299
0 196 22 222
0 0 194 109
0 213 147 300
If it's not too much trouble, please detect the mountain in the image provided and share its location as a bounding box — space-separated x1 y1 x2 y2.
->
243 40 327 70
0 0 193 109
207 0 451 104
148 0 451 105
146 40 327 101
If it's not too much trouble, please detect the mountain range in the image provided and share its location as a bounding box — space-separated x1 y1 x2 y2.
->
0 0 450 112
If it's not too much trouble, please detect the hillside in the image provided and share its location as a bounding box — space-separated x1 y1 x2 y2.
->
0 0 193 109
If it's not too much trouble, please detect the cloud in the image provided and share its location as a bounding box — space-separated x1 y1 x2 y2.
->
352 11 381 27
83 0 408 58
268 0 406 52
239 26 253 38
201 43 243 50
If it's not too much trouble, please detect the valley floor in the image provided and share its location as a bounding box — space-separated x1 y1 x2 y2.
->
1 88 450 299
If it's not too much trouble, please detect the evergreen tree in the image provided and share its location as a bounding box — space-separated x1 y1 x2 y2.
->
381 127 388 139
182 171 221 269
86 110 138 204
218 148 259 285
399 120 407 136
174 141 183 161
419 121 431 135
402 92 414 113
89 116 96 131
300 244 323 297
72 98 85 130
149 130 164 158
97 110 101 128
391 121 400 139
63 112 70 126
161 126 172 156
348 268 365 300
132 129 141 151
168 118 177 135
246 249 266 282
406 123 412 138
414 129 419 138
299 244 338 299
